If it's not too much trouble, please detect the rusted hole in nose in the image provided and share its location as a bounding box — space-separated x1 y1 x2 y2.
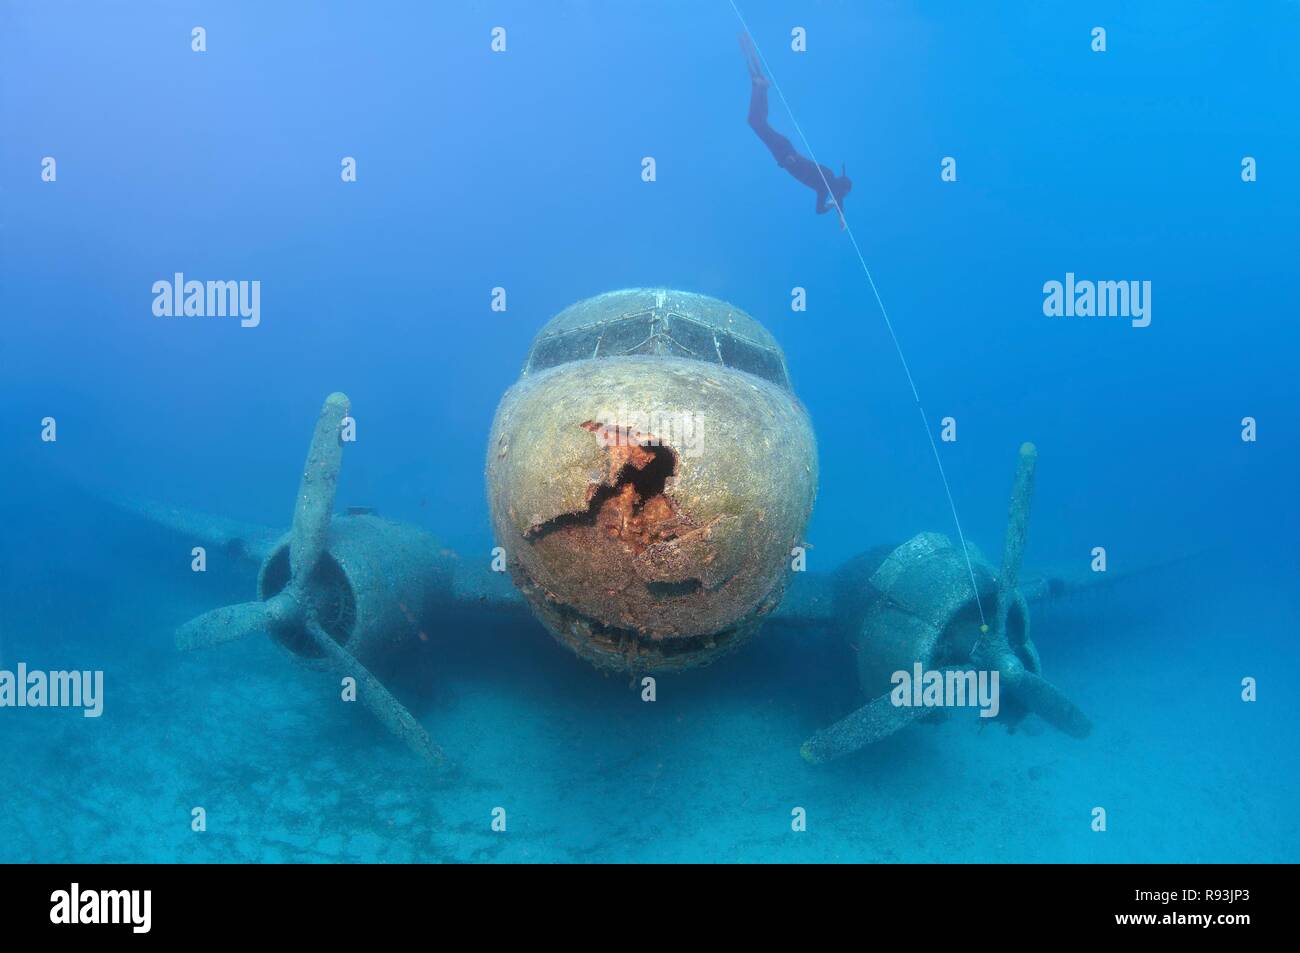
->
524 422 680 545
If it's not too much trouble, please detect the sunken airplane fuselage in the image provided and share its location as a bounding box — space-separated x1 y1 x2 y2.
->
487 289 818 673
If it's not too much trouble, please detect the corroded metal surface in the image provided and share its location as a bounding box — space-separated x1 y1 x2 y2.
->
487 289 817 672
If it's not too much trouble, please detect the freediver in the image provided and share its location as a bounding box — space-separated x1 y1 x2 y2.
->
739 33 852 228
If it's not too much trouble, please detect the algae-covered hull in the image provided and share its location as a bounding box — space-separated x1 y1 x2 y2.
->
487 289 818 672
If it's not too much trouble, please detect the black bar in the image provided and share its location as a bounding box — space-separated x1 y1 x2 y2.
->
1 863 1282 940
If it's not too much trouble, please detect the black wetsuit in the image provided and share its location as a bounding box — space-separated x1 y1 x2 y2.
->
748 82 843 214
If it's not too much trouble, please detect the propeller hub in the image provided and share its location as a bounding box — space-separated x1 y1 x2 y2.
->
264 590 301 629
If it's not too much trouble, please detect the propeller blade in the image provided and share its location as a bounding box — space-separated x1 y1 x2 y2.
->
977 441 1039 662
800 692 931 764
303 619 448 770
289 392 350 582
1011 671 1093 738
176 600 271 651
997 441 1038 592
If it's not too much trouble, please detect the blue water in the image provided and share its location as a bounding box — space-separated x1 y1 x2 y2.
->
1 1 1296 862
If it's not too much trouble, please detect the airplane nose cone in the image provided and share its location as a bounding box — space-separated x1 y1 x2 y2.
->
488 354 816 672
486 288 818 672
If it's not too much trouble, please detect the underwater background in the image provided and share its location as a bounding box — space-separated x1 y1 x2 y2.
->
1 0 1297 862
